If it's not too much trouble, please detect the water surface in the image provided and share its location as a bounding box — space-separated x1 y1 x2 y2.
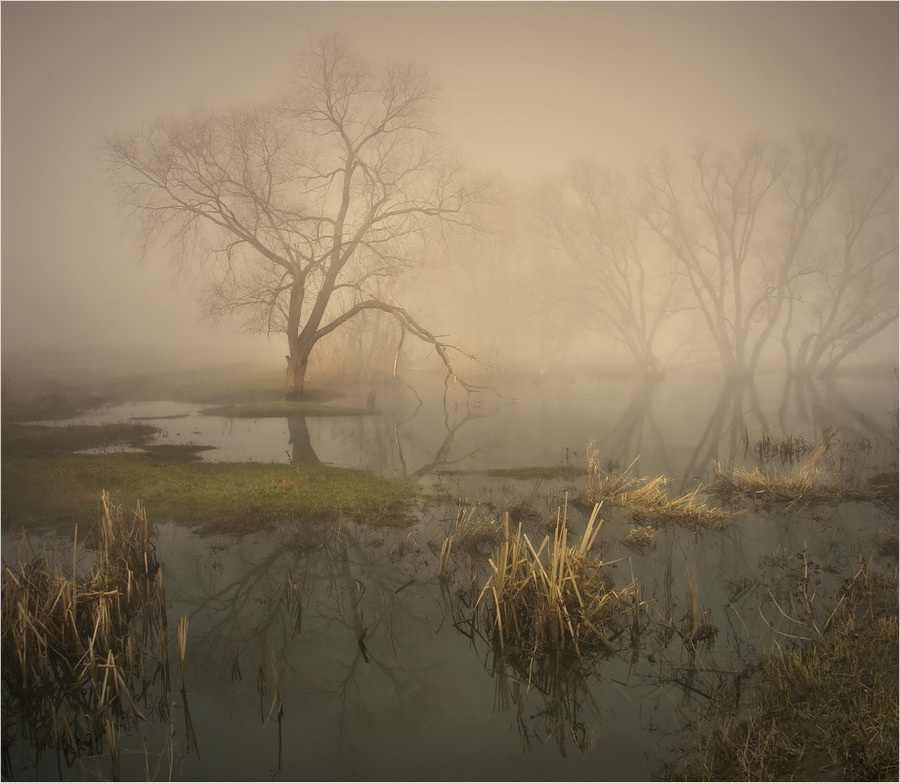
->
5 369 897 780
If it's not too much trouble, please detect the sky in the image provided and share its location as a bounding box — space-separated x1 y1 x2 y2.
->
2 1 897 361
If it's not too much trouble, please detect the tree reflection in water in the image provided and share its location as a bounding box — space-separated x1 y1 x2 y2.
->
287 416 320 464
149 515 452 781
581 373 897 496
283 380 500 474
4 372 895 780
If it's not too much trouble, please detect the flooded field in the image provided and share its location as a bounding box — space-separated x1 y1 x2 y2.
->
2 368 897 780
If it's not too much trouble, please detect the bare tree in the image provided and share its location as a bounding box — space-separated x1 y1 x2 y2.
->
105 35 480 397
641 135 845 377
785 162 898 377
538 162 675 377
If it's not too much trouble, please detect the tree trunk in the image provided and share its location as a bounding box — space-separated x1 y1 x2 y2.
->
285 340 312 399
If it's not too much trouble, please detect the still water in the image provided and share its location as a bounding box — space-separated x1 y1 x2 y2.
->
41 368 898 484
5 369 897 780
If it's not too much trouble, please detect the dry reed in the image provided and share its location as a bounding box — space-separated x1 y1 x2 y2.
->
582 443 729 527
473 502 640 659
177 614 189 691
438 501 505 582
713 429 842 504
1 490 169 778
449 502 505 553
284 575 303 637
680 566 717 645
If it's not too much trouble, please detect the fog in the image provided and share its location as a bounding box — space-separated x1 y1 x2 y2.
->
2 1 897 376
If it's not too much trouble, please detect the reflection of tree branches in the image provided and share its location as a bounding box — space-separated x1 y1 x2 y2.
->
156 518 449 776
397 389 502 480
408 408 495 480
298 522 444 771
679 380 767 491
798 376 895 450
169 542 297 677
601 377 667 477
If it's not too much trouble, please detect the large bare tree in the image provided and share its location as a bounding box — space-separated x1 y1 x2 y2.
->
105 36 479 397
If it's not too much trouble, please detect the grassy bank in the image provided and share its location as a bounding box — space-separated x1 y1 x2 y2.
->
2 361 416 532
3 450 418 533
670 558 899 781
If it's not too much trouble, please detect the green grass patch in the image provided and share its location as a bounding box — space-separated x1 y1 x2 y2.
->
2 452 419 534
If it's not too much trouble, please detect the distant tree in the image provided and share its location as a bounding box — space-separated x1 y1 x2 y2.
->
641 135 845 378
105 35 480 397
784 161 898 377
538 162 675 377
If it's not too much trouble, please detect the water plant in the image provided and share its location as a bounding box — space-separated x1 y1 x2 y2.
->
1 491 171 779
712 428 843 505
669 557 899 781
622 524 656 551
754 427 812 464
582 443 729 527
678 566 717 646
439 501 647 756
472 502 640 658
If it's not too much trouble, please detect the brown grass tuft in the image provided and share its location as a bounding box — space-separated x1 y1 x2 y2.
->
1 491 169 773
712 429 843 505
582 443 729 527
472 502 640 659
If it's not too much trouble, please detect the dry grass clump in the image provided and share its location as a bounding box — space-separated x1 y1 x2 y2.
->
473 503 640 658
450 502 506 552
582 443 729 527
1 490 169 776
627 482 729 527
713 429 842 505
622 525 656 551
504 498 542 524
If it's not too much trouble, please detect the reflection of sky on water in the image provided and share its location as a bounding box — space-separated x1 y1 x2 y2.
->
6 493 891 781
6 370 897 780
29 370 899 489
144 505 899 781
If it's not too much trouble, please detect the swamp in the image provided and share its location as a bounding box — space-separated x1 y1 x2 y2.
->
1 358 897 781
5 5 898 781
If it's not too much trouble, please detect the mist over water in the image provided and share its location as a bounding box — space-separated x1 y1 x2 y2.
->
27 368 897 489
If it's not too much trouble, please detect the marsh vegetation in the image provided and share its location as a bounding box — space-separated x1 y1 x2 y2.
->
1 360 896 780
